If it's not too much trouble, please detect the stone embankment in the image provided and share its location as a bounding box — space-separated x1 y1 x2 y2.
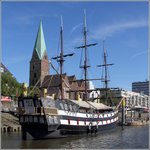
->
127 120 149 126
118 111 149 126
1 112 21 133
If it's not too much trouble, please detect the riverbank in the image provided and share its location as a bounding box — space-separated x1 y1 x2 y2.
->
118 111 149 126
1 112 21 133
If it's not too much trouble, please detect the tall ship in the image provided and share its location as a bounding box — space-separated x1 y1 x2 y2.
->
18 11 118 139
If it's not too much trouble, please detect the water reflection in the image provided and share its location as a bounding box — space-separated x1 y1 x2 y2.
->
1 126 149 149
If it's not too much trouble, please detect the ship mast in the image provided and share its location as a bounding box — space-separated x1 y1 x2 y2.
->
52 16 74 100
75 10 97 101
60 16 64 100
103 41 108 91
97 41 114 105
84 10 88 101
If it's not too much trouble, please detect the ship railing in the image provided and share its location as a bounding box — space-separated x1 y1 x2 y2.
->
18 107 44 115
35 107 44 115
44 107 58 116
18 107 58 116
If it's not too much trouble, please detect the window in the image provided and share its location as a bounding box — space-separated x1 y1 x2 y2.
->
19 101 23 107
34 73 36 78
64 103 68 111
60 103 64 110
1 67 4 72
69 104 73 111
44 55 47 59
26 100 33 107
72 105 77 112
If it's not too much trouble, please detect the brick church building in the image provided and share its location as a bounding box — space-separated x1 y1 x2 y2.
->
29 22 86 100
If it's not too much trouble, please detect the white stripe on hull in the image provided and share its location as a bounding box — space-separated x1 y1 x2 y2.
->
60 117 118 126
58 110 118 119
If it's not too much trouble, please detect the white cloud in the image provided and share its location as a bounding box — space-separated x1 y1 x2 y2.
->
64 18 148 51
130 51 147 59
70 23 83 34
89 19 148 40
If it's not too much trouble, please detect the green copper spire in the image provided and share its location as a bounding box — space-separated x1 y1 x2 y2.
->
34 21 47 60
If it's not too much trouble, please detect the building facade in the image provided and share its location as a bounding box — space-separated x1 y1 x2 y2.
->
110 88 149 108
132 81 149 96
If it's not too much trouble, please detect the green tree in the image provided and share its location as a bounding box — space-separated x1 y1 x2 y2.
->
1 73 23 99
1 73 41 99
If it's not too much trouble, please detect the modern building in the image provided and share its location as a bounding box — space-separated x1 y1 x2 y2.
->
110 88 149 108
132 81 149 96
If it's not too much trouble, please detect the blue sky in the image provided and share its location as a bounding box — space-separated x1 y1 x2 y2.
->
2 1 148 90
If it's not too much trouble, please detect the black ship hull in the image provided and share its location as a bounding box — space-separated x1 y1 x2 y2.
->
22 121 118 139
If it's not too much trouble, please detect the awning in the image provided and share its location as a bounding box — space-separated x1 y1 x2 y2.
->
1 96 13 102
70 99 112 110
88 101 112 110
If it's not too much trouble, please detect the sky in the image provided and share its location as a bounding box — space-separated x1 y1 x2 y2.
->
2 1 148 91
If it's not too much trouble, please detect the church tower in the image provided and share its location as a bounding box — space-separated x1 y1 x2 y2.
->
29 21 49 87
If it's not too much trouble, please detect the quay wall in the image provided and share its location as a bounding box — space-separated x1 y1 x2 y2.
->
1 112 21 133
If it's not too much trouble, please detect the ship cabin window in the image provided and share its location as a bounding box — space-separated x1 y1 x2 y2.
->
79 109 86 113
25 100 33 107
19 101 23 107
34 73 36 78
69 104 73 111
94 110 98 114
35 100 41 107
49 116 54 124
64 103 68 111
53 116 58 124
60 103 64 110
29 116 33 122
72 105 77 112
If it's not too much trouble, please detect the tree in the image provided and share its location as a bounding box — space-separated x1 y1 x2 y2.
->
1 73 23 99
1 73 41 99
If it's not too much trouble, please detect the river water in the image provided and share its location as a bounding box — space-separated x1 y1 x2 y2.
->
1 126 149 149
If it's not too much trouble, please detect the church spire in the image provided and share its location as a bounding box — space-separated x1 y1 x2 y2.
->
30 21 49 87
34 21 47 60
